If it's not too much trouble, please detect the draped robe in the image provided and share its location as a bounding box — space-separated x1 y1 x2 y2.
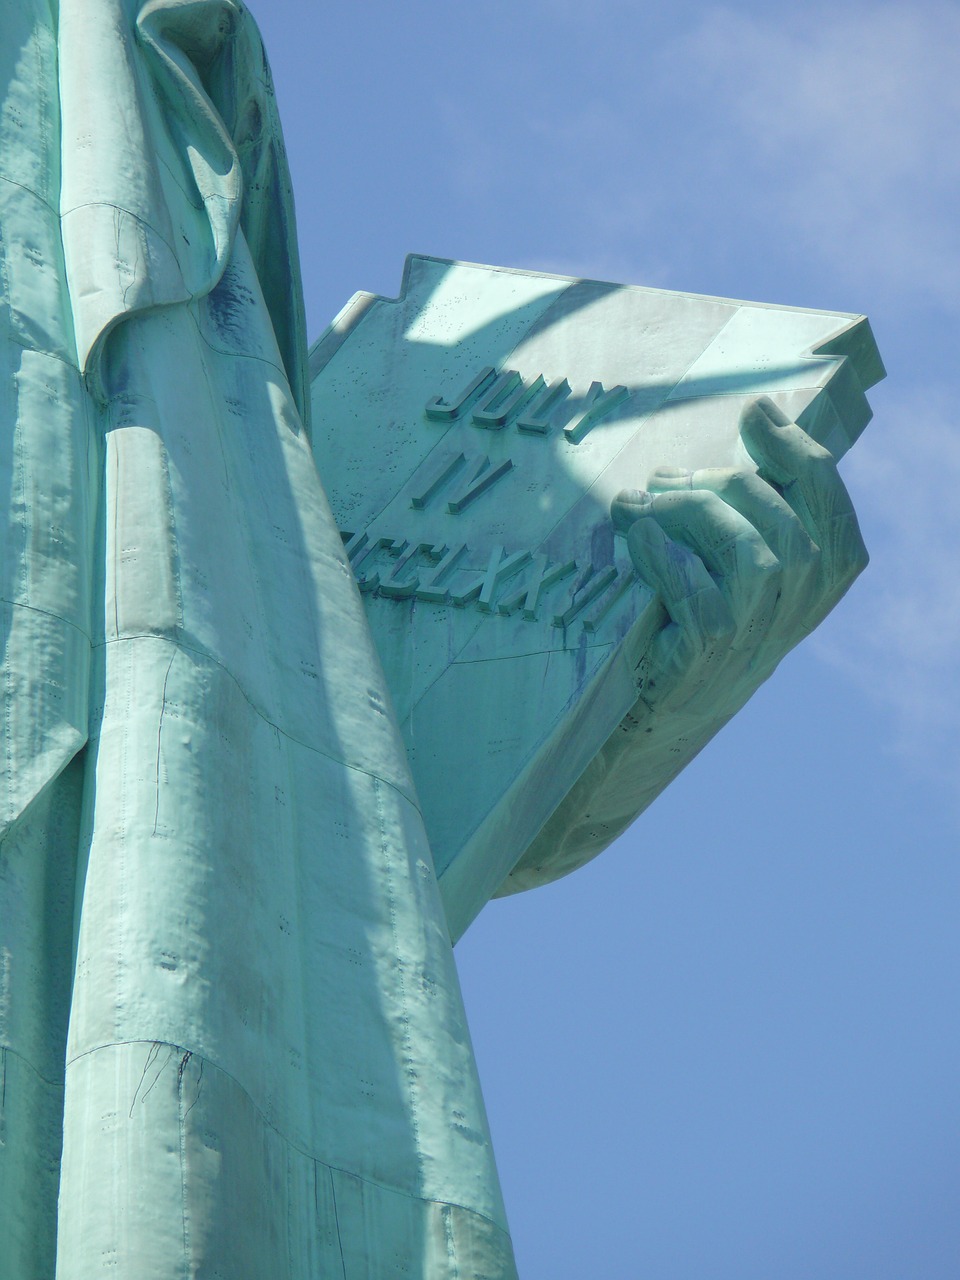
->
0 2 518 1275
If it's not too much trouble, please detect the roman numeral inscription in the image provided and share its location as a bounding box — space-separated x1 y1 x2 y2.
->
342 529 639 637
424 366 628 443
451 546 532 610
410 450 514 514
496 555 576 620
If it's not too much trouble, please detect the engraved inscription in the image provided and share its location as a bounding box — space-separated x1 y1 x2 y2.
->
447 456 514 513
409 449 514 515
341 530 639 637
471 370 523 429
380 541 433 598
563 382 629 444
410 452 466 509
424 366 497 421
582 568 637 632
416 543 468 602
496 554 576 620
425 366 630 442
473 372 542 430
447 546 532 610
552 564 619 627
517 378 571 434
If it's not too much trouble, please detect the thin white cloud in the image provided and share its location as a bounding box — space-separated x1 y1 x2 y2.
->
814 384 960 788
438 2 960 310
433 1 960 793
674 3 960 306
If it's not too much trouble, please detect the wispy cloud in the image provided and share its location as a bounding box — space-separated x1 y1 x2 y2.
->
814 384 960 786
434 1 960 791
436 2 960 313
676 3 960 307
637 4 960 787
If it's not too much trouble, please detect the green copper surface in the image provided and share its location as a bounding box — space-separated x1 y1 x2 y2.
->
0 1 882 1277
2 3 513 1276
309 257 881 940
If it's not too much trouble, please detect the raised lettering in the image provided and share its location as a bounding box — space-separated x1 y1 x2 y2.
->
415 542 468 603
563 381 629 444
497 554 577 621
446 455 513 514
471 370 524 429
516 378 571 435
341 527 632 634
451 545 530 609
410 451 466 509
425 366 497 421
582 569 637 632
341 529 368 562
352 536 404 593
553 564 619 627
379 541 433 598
478 547 532 612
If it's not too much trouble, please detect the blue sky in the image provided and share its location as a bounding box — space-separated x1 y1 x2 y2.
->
257 3 960 1275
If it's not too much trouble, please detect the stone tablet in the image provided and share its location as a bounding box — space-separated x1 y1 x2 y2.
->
309 255 883 941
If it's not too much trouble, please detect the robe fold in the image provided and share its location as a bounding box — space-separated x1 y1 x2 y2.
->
0 2 518 1275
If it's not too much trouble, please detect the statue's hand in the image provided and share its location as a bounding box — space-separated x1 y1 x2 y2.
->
611 395 868 722
505 396 869 893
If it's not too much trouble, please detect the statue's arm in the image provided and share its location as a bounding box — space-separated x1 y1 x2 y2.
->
500 396 868 893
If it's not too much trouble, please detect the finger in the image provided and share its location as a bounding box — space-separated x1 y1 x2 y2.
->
610 488 652 533
642 489 781 650
626 515 735 671
739 398 869 597
649 465 821 632
649 465 815 571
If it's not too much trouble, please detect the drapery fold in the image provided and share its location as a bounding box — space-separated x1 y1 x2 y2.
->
0 0 94 846
60 0 309 426
1 3 518 1275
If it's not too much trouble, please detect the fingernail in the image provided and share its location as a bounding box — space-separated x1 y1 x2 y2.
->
744 396 791 429
610 489 653 532
648 466 692 487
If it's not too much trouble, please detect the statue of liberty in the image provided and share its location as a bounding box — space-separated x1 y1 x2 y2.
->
0 2 876 1276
